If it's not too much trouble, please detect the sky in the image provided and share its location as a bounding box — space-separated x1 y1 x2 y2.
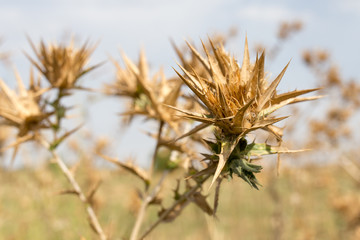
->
1 0 360 167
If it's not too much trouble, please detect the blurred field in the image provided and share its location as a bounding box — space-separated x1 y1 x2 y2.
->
1 162 358 240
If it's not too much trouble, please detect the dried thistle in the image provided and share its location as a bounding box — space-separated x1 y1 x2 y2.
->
172 37 320 188
326 65 342 86
26 38 99 90
302 49 329 67
171 34 231 81
278 20 303 39
105 50 182 129
0 125 10 156
0 71 50 137
342 81 360 107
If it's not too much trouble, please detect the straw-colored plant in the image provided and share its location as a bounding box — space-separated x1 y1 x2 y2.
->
0 73 49 137
0 39 107 240
104 50 183 131
0 32 321 240
98 36 321 240
171 38 320 188
26 38 99 90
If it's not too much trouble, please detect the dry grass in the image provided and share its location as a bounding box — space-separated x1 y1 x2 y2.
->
0 164 356 240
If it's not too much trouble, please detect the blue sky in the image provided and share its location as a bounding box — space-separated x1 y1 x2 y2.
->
1 0 359 166
1 0 359 84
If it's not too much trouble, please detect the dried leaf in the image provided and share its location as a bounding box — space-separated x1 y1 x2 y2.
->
191 192 213 215
240 36 250 84
0 134 34 153
158 203 188 223
164 104 215 124
57 189 79 196
185 41 211 72
98 154 150 186
49 124 83 150
233 98 255 125
213 177 223 216
271 88 321 104
171 122 211 143
186 163 217 180
257 62 290 111
251 116 289 130
87 180 102 205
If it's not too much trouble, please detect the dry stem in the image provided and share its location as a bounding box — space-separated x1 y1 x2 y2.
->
130 171 168 240
130 120 165 240
340 155 360 184
149 120 164 177
38 137 107 240
139 174 211 239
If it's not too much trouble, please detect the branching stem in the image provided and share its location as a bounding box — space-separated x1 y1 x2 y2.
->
139 174 211 239
130 171 168 240
38 137 107 240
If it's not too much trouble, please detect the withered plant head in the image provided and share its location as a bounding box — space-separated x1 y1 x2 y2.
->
278 20 303 40
173 37 321 188
0 71 50 136
174 37 320 139
171 32 236 84
105 50 182 129
0 125 10 155
26 38 99 90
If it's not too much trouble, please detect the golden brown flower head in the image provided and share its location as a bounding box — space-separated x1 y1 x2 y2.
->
0 125 10 155
26 38 98 90
171 37 322 189
105 50 182 129
173 37 320 140
0 72 50 136
171 36 228 82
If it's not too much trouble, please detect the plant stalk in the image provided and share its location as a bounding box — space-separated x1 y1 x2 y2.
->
130 171 168 240
139 174 210 239
130 120 164 240
149 120 164 178
38 137 107 240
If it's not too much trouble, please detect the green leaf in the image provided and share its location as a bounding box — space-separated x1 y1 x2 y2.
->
228 158 262 190
208 135 244 190
244 143 305 156
203 139 221 154
56 105 66 120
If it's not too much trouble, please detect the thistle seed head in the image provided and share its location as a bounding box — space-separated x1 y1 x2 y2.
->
174 37 321 140
26 38 98 90
0 71 50 136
